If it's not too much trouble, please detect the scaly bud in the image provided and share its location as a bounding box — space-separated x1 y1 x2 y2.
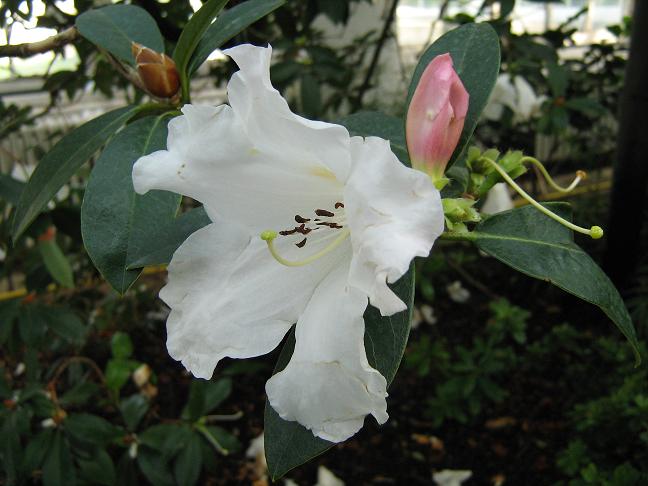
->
131 42 180 99
406 53 469 188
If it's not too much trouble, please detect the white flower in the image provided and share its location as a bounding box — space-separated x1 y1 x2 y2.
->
433 469 472 486
316 466 345 486
481 182 514 215
483 73 545 123
446 280 470 304
132 44 443 442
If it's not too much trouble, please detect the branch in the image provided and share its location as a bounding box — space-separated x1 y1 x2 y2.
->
0 26 79 58
350 0 400 111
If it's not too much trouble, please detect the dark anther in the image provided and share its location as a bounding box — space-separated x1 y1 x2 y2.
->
315 209 334 217
335 202 344 209
295 215 310 223
295 238 307 248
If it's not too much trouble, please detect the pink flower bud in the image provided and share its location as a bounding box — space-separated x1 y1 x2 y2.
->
406 53 469 184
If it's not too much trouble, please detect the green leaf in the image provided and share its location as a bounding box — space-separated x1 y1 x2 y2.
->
126 206 211 269
105 359 139 392
174 0 229 97
264 270 415 480
300 73 321 118
183 378 231 421
0 173 25 205
42 430 76 486
77 448 116 486
406 23 500 170
336 111 409 166
120 394 150 431
137 447 175 486
139 424 191 459
76 5 164 64
111 332 134 359
22 429 54 475
12 106 138 242
45 308 86 345
565 97 607 117
38 238 74 288
64 413 125 446
173 433 203 486
468 203 640 362
189 0 286 74
81 116 179 294
19 304 48 347
546 61 568 97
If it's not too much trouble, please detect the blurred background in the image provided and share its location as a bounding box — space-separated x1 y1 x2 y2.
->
2 1 648 485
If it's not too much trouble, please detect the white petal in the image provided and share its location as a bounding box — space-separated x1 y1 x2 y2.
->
223 44 352 181
344 136 444 316
161 217 345 379
265 264 388 443
132 103 344 234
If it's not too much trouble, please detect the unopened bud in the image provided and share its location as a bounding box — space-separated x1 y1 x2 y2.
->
407 53 469 183
132 363 152 388
132 43 180 99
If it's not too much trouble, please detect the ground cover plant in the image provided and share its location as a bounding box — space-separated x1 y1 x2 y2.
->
1 0 646 484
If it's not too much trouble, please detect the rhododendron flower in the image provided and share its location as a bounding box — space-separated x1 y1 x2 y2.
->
406 53 469 184
132 44 444 442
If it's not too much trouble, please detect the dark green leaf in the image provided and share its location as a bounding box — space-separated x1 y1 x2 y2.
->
137 447 175 486
468 203 640 362
406 23 500 170
140 424 191 459
336 111 409 166
189 0 286 74
173 433 203 486
174 0 229 96
76 5 164 64
565 97 607 117
64 413 125 446
111 332 134 359
0 173 25 205
81 116 179 294
183 378 231 421
2 414 22 483
546 61 568 97
203 378 232 415
77 448 116 486
59 382 100 407
127 206 211 269
264 270 415 480
22 429 54 475
19 304 48 347
300 73 321 118
120 394 149 431
42 430 76 486
45 308 86 345
38 239 74 288
12 106 138 242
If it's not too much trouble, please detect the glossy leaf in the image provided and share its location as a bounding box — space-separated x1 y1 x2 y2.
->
189 0 286 74
42 430 76 486
76 5 164 64
174 0 229 96
111 332 134 359
468 203 640 361
45 308 86 345
173 433 203 486
0 173 25 205
264 270 415 480
38 238 74 288
127 206 211 269
406 23 500 170
81 116 179 294
337 111 409 166
77 448 116 486
64 413 125 446
120 394 150 431
12 106 138 242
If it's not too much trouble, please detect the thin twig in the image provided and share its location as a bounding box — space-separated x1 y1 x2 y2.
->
447 257 501 300
0 27 79 58
350 0 400 111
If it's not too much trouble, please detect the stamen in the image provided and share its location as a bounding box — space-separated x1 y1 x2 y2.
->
295 238 307 248
315 209 335 217
335 202 344 209
520 156 586 193
295 215 310 223
479 157 603 239
260 229 351 267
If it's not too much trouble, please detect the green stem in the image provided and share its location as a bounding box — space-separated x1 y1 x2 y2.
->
439 231 476 242
480 157 603 239
520 156 584 193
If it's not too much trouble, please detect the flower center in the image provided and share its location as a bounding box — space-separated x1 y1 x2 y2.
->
260 202 350 267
